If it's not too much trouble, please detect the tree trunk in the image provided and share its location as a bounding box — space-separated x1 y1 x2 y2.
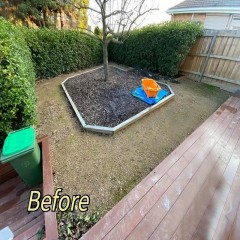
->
60 8 64 29
103 41 109 82
42 8 47 27
102 1 109 82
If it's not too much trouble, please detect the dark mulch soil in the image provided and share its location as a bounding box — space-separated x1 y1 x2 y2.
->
64 67 171 127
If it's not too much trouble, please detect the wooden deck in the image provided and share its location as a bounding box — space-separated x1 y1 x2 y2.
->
81 92 240 240
0 136 58 240
0 176 44 239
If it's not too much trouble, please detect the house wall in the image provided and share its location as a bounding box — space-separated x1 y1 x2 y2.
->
172 13 192 21
171 13 240 30
171 13 206 23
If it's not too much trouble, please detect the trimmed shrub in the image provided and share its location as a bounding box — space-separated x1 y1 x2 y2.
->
109 21 203 77
0 18 36 146
22 28 103 79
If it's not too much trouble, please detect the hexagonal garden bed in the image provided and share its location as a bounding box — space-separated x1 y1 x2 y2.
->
61 65 174 134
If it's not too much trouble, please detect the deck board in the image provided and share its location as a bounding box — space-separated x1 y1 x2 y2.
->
228 200 240 240
14 217 45 240
0 136 58 240
81 93 240 240
0 176 44 239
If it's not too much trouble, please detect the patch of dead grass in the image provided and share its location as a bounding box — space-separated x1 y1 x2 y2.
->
37 67 230 216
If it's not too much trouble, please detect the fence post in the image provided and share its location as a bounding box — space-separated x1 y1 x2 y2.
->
199 31 218 82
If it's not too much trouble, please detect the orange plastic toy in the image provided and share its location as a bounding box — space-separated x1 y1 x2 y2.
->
142 78 161 98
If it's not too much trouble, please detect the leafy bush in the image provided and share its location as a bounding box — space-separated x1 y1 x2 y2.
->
0 18 36 146
22 28 103 79
109 21 203 77
57 208 100 239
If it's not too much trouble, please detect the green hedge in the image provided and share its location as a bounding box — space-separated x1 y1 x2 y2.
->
22 28 103 79
109 21 203 77
0 18 36 146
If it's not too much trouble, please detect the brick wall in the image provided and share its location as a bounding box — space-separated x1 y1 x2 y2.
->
193 13 206 22
171 13 206 23
172 13 192 21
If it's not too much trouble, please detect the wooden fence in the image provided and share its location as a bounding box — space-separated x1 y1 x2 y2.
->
180 29 240 92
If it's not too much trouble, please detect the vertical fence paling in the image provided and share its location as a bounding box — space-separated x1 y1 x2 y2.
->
180 29 240 92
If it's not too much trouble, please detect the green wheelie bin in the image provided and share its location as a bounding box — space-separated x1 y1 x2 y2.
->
0 126 42 187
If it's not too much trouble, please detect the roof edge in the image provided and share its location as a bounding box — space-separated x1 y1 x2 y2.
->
166 7 240 15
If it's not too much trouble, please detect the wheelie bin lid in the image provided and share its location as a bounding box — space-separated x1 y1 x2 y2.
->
0 126 35 164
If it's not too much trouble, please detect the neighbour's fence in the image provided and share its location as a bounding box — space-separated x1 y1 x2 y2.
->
180 29 240 92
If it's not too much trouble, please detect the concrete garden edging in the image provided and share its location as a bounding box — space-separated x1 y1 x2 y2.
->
61 64 175 134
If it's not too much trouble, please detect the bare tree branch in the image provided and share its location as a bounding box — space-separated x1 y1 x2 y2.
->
124 8 159 38
116 0 127 34
94 0 104 13
105 10 126 19
61 0 101 14
73 3 101 15
78 27 103 43
68 0 159 81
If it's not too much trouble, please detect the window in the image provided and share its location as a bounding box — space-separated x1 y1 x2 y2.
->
204 14 230 30
229 15 240 30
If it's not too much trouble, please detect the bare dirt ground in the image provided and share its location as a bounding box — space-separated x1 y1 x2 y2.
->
64 67 171 127
36 66 230 216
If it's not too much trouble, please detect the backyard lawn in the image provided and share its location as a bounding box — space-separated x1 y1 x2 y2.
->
36 65 230 217
2 10 239 239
